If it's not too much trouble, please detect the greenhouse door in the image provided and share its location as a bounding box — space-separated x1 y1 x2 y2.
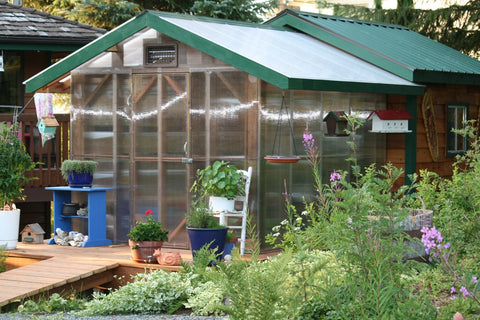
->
132 73 192 248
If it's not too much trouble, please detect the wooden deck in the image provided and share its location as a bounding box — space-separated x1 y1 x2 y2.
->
1 242 194 308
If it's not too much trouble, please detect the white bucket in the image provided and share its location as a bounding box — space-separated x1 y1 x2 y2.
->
209 196 235 212
0 209 20 250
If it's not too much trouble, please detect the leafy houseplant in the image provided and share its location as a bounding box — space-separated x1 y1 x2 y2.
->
0 122 37 250
127 209 169 263
61 160 98 188
192 161 246 199
192 160 247 212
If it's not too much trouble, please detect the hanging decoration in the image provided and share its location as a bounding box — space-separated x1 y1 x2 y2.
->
34 93 56 146
264 93 300 164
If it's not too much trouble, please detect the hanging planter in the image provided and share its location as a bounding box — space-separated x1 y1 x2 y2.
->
264 93 300 164
264 156 300 163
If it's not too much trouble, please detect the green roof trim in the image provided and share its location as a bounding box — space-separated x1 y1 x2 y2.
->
25 10 423 95
266 9 480 85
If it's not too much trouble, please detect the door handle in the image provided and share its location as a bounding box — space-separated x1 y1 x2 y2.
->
182 141 192 163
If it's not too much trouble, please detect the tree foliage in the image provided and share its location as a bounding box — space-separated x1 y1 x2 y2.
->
330 0 480 58
22 0 278 30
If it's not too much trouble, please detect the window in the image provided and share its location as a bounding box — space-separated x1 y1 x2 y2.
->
0 51 22 110
446 103 468 156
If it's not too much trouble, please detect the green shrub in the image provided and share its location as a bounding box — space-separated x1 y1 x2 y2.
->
80 269 191 315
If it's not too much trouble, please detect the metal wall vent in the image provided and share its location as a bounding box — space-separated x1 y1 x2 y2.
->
144 44 178 67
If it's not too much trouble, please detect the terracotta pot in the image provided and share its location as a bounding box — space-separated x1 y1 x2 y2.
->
128 239 164 263
154 251 182 266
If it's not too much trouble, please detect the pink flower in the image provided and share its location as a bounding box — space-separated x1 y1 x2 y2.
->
330 171 341 182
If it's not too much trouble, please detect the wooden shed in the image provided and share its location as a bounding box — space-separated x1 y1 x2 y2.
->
24 10 480 248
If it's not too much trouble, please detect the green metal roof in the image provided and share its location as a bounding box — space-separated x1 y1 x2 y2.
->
266 9 480 85
25 10 423 95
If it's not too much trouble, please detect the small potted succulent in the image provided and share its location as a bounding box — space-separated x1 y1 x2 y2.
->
192 160 247 212
61 159 98 188
127 209 169 263
0 122 37 249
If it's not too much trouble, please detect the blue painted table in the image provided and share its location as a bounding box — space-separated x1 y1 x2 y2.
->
46 186 113 247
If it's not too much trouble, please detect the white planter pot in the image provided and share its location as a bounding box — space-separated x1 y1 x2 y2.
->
209 196 235 212
0 208 20 250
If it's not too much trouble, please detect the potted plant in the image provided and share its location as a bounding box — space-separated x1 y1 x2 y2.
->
127 209 169 263
192 160 247 212
0 122 36 250
186 195 228 261
61 159 98 188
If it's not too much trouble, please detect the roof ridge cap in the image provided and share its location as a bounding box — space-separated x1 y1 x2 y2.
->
285 8 409 30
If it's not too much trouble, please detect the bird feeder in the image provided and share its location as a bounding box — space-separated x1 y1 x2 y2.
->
368 110 412 133
38 116 59 134
323 111 348 136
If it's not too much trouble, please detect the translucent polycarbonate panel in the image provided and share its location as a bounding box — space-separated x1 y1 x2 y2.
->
116 74 132 156
208 71 250 157
261 88 297 158
113 158 131 242
133 161 158 223
159 161 188 248
160 74 187 157
71 73 114 156
133 74 159 158
123 28 159 67
190 70 257 159
190 72 207 157
162 16 422 88
259 85 388 237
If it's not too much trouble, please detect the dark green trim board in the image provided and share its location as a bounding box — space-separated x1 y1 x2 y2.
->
0 43 85 51
404 95 417 185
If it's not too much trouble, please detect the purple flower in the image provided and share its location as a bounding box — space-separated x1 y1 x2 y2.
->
330 171 341 182
460 286 470 297
302 130 315 151
473 276 478 284
451 286 456 294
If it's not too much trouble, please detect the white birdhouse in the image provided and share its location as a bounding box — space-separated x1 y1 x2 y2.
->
368 110 412 133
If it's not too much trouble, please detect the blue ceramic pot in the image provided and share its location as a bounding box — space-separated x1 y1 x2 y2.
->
68 171 93 188
187 227 228 261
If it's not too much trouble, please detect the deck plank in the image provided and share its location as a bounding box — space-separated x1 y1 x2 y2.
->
0 255 119 307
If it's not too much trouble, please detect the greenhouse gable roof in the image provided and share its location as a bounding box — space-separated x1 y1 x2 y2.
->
24 10 423 95
266 9 480 85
